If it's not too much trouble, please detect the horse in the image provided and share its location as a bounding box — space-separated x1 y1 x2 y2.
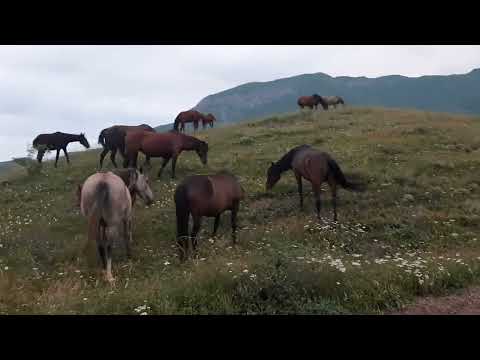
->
297 94 328 111
33 132 90 167
174 173 245 261
98 124 155 169
125 130 208 179
201 113 217 129
173 110 207 133
322 96 345 110
79 169 154 283
266 145 365 221
76 168 152 209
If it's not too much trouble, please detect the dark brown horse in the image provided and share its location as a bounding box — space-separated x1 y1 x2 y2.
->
173 110 208 133
201 113 217 129
266 145 365 221
174 173 245 261
297 94 328 110
33 132 90 167
125 131 208 179
98 124 155 168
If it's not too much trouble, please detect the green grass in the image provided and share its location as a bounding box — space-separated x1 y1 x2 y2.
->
1 106 480 314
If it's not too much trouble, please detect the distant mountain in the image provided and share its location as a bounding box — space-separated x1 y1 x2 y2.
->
186 68 480 125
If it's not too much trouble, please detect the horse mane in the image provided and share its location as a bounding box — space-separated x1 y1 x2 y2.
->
274 144 311 172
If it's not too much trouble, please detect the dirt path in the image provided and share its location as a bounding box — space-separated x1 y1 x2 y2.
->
392 286 480 315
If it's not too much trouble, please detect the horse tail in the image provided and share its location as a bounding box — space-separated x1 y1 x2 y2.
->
84 181 110 258
90 181 110 222
327 158 366 192
173 114 181 131
98 129 107 147
174 183 190 241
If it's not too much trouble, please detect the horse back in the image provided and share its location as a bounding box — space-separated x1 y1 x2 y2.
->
140 132 179 156
81 172 131 221
292 149 330 183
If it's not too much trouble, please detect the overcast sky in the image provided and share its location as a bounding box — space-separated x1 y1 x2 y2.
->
1 45 479 162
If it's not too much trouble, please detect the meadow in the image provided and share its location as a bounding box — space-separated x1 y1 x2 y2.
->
1 106 479 314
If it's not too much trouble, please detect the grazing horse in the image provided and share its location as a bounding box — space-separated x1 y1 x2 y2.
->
33 132 90 167
297 94 328 111
201 113 217 129
79 170 154 283
98 124 155 169
174 173 245 261
173 110 207 133
322 96 345 109
125 131 208 179
266 145 365 221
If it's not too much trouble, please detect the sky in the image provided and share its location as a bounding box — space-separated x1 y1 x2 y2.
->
1 45 479 162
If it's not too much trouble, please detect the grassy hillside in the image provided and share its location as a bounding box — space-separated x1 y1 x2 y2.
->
1 107 480 314
195 68 480 124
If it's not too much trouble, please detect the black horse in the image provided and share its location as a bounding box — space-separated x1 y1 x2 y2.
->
98 124 155 169
33 132 90 167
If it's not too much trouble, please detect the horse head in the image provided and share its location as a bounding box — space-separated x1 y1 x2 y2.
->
312 95 328 109
266 161 282 191
130 168 154 205
207 114 216 127
195 140 209 165
79 133 91 148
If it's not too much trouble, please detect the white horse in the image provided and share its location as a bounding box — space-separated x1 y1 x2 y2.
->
79 169 153 283
322 96 345 110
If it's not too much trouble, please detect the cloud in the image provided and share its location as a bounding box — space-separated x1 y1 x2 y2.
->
0 45 479 161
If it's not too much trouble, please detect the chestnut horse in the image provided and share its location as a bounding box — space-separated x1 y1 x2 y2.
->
174 173 245 261
297 94 328 110
98 124 155 169
125 131 208 179
173 110 207 133
79 170 153 283
266 145 365 221
33 132 90 167
201 113 217 129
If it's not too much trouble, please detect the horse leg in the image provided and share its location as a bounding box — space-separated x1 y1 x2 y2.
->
97 223 107 277
157 157 171 178
328 176 338 222
110 148 118 168
123 219 132 259
145 155 152 169
63 148 70 165
295 172 304 210
191 215 202 255
212 214 221 237
99 148 109 169
171 156 178 179
313 184 322 221
231 201 239 245
127 152 139 169
54 149 60 168
105 242 114 284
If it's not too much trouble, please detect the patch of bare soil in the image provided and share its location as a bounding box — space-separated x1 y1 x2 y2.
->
392 287 480 315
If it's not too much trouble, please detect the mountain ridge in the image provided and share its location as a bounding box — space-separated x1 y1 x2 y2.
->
189 68 480 125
